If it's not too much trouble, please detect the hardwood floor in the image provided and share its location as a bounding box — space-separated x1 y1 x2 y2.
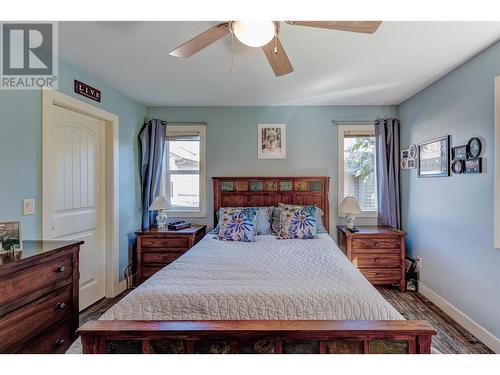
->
79 287 493 354
377 286 493 354
79 290 130 326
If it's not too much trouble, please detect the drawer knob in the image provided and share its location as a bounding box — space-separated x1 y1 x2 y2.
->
374 258 380 263
374 241 379 247
55 338 65 347
56 302 66 310
55 266 65 273
375 272 381 278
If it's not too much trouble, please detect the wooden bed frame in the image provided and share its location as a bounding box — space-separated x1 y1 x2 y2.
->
78 176 436 354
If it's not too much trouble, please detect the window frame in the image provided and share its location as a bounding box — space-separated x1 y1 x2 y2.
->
161 124 206 218
337 123 378 218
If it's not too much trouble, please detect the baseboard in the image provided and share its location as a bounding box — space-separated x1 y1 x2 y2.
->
113 279 127 296
418 281 500 353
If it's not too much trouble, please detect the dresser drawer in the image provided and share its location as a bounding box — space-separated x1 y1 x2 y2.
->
0 255 72 311
352 238 400 250
20 321 72 354
0 286 72 352
142 251 184 264
359 268 401 284
351 253 401 268
141 237 189 249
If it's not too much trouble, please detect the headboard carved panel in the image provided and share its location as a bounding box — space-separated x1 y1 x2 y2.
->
213 177 330 232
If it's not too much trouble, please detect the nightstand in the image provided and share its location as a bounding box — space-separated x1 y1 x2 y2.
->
136 225 206 284
337 226 407 292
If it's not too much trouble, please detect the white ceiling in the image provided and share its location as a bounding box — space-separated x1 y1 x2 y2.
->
59 21 500 106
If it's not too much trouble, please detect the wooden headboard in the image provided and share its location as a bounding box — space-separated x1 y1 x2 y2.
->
213 176 330 232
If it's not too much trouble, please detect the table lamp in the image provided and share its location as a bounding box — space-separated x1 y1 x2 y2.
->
340 196 362 231
149 195 169 229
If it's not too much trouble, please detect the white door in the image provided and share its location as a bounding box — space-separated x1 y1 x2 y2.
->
43 105 106 310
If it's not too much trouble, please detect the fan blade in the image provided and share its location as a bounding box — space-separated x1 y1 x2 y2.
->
286 21 382 34
262 37 294 77
169 23 230 58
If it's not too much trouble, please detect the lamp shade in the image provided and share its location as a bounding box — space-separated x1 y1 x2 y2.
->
148 195 169 211
340 196 361 214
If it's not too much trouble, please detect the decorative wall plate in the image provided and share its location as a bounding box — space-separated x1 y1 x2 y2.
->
467 137 482 158
400 159 408 169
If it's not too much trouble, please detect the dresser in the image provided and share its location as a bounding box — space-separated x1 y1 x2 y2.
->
337 226 406 292
136 225 206 284
0 240 82 353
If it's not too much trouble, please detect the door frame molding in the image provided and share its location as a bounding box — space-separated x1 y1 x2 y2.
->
495 76 500 249
41 88 122 298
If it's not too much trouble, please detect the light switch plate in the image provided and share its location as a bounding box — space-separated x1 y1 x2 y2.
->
23 199 35 215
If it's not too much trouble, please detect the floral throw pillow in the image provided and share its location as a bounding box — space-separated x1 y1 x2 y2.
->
277 204 317 239
217 207 259 242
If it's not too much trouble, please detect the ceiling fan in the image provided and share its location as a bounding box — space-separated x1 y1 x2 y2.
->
169 21 382 77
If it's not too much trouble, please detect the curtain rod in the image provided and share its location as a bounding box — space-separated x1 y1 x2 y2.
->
168 121 207 125
331 120 374 126
144 119 207 126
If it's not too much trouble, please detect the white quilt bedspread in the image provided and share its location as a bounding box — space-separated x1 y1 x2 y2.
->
68 234 402 353
103 234 402 321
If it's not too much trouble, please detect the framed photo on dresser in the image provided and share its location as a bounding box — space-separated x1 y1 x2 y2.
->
0 221 22 252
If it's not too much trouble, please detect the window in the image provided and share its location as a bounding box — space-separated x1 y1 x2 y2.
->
338 124 378 217
160 124 206 217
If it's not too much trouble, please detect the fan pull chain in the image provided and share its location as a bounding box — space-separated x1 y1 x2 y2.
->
230 31 235 72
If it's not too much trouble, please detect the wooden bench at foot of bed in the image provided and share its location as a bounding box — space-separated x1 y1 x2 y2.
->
78 320 436 354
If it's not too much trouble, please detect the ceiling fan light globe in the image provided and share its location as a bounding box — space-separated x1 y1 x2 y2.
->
232 21 275 48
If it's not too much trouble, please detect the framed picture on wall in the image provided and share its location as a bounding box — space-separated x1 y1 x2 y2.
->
451 145 468 160
0 221 22 252
417 135 450 177
464 158 482 174
400 149 409 160
257 124 286 159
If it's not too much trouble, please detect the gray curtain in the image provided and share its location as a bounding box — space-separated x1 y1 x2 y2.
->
139 119 166 230
374 118 401 229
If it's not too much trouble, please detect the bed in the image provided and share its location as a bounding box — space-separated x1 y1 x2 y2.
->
76 177 435 354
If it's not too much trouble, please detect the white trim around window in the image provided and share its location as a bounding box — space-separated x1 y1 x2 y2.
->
161 124 206 218
337 123 378 218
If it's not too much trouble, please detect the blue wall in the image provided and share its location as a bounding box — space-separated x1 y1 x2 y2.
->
146 105 398 229
0 59 146 279
399 41 500 338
